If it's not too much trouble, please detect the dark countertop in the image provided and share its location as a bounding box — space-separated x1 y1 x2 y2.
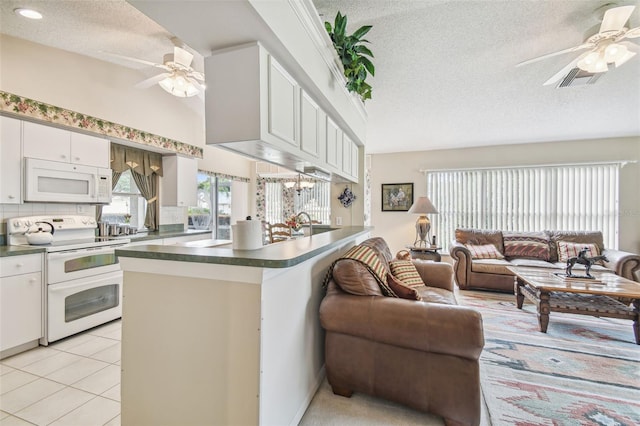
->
116 226 371 268
0 229 211 257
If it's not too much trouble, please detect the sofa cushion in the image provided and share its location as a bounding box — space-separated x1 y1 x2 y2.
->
465 244 505 260
557 241 602 263
456 228 504 254
546 231 604 262
386 273 422 301
471 259 513 275
503 231 550 261
331 260 384 296
389 259 425 288
510 258 563 269
416 286 458 305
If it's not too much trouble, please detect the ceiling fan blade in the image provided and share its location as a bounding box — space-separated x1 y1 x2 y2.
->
516 43 593 67
188 70 205 82
135 73 171 89
615 50 636 67
173 46 194 68
101 51 163 68
542 52 590 86
619 26 640 40
599 5 635 33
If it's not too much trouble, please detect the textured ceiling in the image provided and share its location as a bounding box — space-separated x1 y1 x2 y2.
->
1 0 639 154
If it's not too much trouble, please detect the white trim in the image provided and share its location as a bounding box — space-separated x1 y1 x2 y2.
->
419 160 633 174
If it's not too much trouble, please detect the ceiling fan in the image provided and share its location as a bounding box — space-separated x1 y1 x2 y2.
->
104 41 205 98
517 5 640 86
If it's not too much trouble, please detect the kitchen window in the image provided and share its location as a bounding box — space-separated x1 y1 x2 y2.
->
101 169 146 229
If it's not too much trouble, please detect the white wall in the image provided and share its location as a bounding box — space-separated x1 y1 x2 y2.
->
370 137 640 254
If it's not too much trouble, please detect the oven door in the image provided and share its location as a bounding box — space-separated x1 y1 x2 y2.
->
47 246 121 284
47 271 122 343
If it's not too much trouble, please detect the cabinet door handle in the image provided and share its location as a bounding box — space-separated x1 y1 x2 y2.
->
74 157 80 161
16 263 23 267
61 154 67 159
8 195 15 199
29 278 37 284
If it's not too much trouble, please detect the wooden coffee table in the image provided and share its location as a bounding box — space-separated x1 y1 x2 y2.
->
507 266 640 345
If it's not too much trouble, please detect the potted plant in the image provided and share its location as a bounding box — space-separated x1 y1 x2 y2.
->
325 11 375 102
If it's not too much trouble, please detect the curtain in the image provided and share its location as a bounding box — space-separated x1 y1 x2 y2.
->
108 143 162 230
132 172 159 231
427 163 621 250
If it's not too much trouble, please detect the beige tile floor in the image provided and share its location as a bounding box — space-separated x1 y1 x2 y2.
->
0 320 122 426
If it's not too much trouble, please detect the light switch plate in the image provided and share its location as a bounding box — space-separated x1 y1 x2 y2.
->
336 216 342 226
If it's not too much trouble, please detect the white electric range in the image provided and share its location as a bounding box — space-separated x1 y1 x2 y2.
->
7 215 130 344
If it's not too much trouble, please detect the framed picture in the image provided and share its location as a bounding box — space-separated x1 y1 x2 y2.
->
381 183 413 211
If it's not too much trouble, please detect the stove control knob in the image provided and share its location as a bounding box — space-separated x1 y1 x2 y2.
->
13 221 22 229
88 219 96 225
81 219 88 224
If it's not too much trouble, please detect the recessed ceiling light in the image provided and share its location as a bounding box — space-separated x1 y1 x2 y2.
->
14 8 43 20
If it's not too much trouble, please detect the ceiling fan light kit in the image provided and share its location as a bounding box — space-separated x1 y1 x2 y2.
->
517 5 639 85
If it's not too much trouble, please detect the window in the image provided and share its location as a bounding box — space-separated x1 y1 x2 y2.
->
101 170 146 229
262 180 330 224
427 163 620 250
193 173 232 239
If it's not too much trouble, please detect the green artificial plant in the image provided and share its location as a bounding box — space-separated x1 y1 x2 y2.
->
325 11 375 102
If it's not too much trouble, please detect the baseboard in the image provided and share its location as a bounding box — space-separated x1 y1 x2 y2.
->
289 365 326 426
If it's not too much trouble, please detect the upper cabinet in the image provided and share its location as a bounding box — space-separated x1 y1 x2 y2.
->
0 116 23 204
23 121 109 169
206 43 358 183
161 155 197 207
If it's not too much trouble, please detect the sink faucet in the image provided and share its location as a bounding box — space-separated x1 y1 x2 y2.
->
296 211 313 237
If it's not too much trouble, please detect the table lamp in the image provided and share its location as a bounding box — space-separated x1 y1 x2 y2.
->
408 196 438 247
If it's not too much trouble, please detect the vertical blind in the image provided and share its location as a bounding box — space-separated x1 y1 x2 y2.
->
293 183 331 224
427 163 620 250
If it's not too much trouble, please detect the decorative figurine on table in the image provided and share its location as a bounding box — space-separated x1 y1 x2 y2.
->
565 247 609 278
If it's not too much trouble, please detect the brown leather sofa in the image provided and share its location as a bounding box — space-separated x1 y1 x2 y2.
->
450 229 640 292
319 237 484 426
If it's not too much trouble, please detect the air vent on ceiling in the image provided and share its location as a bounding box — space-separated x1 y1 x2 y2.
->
557 67 603 88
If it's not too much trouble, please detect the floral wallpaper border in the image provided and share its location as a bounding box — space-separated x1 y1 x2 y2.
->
198 169 250 183
0 91 203 159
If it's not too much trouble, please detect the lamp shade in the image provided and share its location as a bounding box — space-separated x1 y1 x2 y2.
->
408 196 438 215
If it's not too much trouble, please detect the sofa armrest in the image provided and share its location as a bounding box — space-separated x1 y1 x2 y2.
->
602 248 640 281
449 241 473 289
412 260 454 292
320 288 484 361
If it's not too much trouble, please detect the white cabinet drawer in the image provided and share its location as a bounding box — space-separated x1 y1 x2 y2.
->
0 254 42 277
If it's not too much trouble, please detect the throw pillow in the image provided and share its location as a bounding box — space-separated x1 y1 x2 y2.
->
389 259 425 288
557 241 603 264
503 231 550 261
331 260 384 296
386 273 422 301
464 244 505 260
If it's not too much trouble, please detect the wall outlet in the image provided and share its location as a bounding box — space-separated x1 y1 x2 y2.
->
76 204 86 213
336 216 342 226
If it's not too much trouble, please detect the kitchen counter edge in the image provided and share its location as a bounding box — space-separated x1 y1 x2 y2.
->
0 229 211 257
116 226 372 268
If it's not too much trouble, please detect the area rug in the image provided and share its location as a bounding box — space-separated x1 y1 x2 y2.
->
458 290 640 425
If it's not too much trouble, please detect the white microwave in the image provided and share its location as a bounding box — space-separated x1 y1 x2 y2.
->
24 158 112 204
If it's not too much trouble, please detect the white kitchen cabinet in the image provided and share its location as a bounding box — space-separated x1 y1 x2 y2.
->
342 134 352 177
0 116 23 204
351 142 359 180
326 116 342 170
70 132 110 168
23 121 109 168
299 90 320 158
268 57 299 148
0 254 43 355
161 155 197 207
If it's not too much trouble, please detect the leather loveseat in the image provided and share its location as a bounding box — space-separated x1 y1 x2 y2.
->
450 229 640 292
319 237 484 426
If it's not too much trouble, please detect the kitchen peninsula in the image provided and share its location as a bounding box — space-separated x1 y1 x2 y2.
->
116 226 370 426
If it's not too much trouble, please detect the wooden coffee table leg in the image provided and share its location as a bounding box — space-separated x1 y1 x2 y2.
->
515 277 524 309
537 291 551 333
633 299 639 345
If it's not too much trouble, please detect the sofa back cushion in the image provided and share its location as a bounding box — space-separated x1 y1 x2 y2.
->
359 237 393 267
331 260 384 296
503 231 551 261
455 228 505 254
546 231 604 262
